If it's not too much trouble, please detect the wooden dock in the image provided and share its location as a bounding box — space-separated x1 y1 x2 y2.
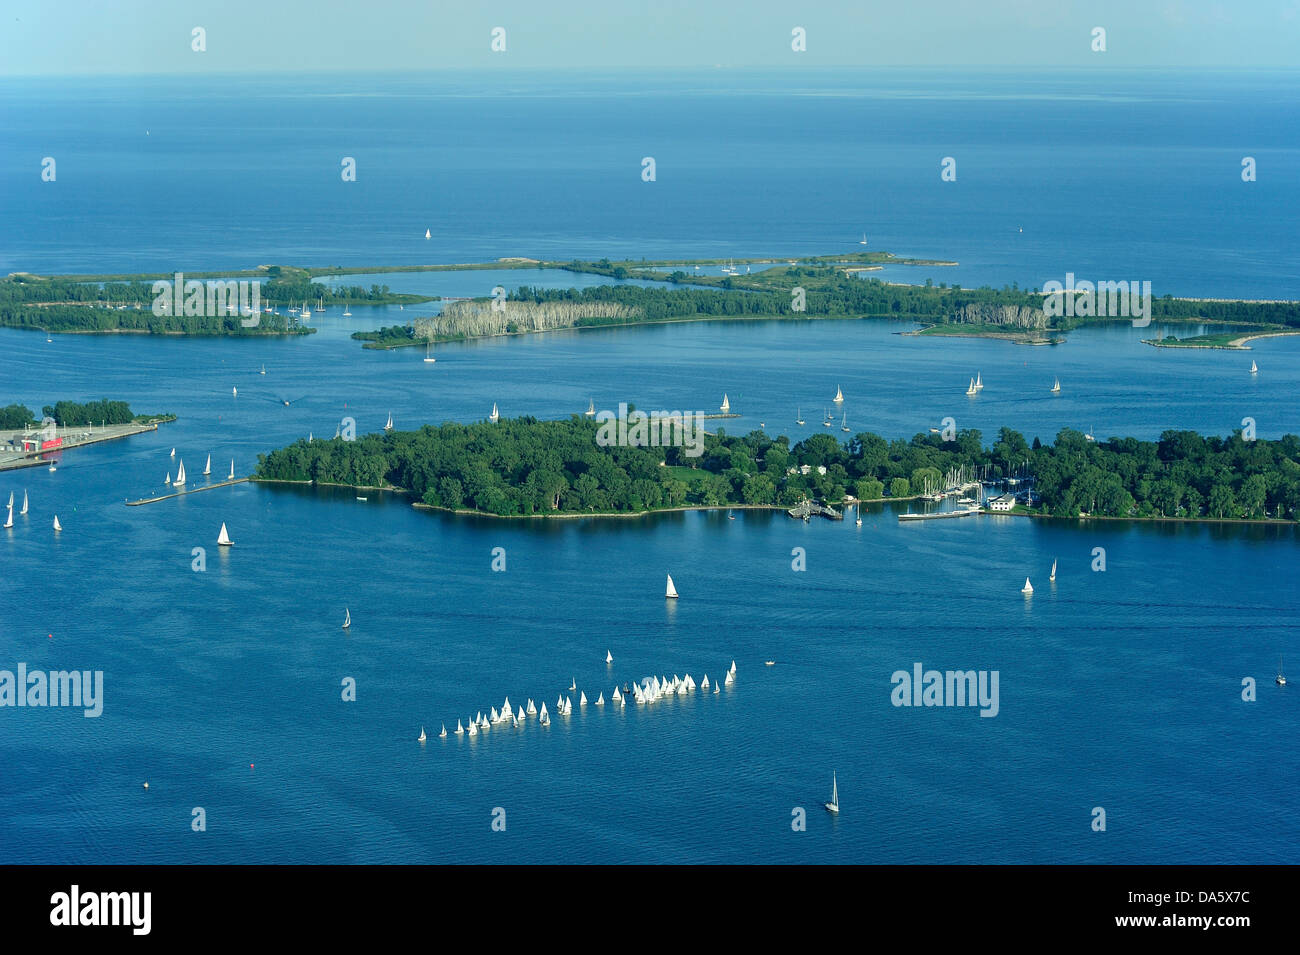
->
125 478 249 506
787 500 843 521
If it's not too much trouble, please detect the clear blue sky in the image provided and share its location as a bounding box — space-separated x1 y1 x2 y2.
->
3 0 1299 75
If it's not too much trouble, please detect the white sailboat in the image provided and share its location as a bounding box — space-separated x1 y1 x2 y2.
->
568 677 576 691
1050 377 1061 393
975 372 983 391
342 607 351 629
217 522 233 547
342 304 352 317
1049 559 1057 582
796 407 804 426
489 403 499 423
539 702 550 725
384 413 394 431
1251 360 1258 374
966 378 978 397
20 491 27 515
833 385 844 403
52 515 62 532
260 364 266 375
562 696 573 715
425 228 431 240
455 719 464 735
724 670 734 685
174 459 186 487
720 393 730 413
164 471 171 486
232 386 237 397
228 459 235 480
665 574 679 599
1277 657 1287 687
417 726 426 742
1021 577 1034 595
606 649 613 664
841 411 850 433
170 448 175 458
423 341 435 363
730 660 737 675
3 504 12 529
203 454 211 476
301 301 311 319
859 232 868 246
611 687 622 702
467 719 477 736
579 691 588 706
824 772 840 813
595 692 605 706
439 723 447 738
526 699 537 715
585 398 596 417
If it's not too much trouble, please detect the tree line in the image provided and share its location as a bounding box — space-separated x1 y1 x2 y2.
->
254 416 1300 521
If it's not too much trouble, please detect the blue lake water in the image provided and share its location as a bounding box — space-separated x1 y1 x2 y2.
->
1 69 1298 864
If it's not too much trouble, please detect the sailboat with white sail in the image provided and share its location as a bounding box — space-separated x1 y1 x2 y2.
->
665 574 679 599
342 608 351 629
975 372 983 391
423 341 435 363
1050 377 1061 393
720 394 730 413
1251 360 1258 374
20 491 27 515
585 398 596 416
384 413 394 431
217 522 232 547
203 454 211 476
164 471 171 486
3 503 12 529
228 459 235 480
439 724 447 738
841 411 850 433
301 301 311 319
824 772 840 814
796 407 804 426
606 649 613 664
417 726 426 742
342 303 352 317
1049 559 1057 582
966 378 978 397
833 385 844 403
52 515 62 532
260 364 266 375
173 459 186 487
1277 657 1287 687
1021 577 1034 595
489 403 499 423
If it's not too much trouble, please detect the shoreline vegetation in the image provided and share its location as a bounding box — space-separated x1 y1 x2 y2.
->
254 415 1300 525
8 253 1298 346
